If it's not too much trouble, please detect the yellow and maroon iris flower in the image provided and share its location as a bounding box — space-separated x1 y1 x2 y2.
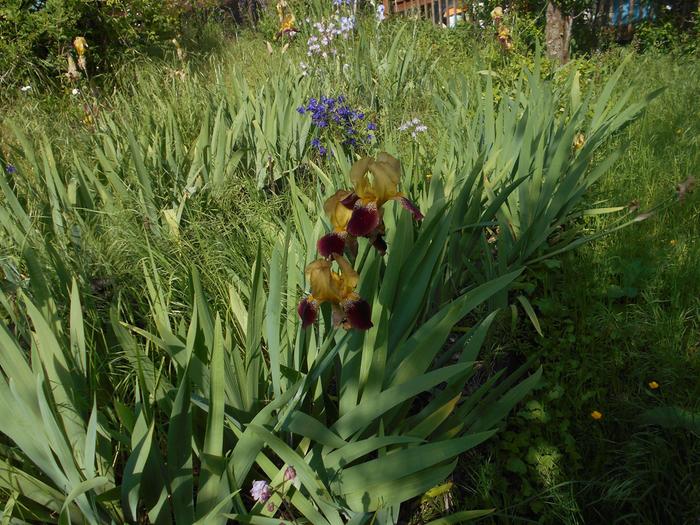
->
316 153 423 258
297 254 372 330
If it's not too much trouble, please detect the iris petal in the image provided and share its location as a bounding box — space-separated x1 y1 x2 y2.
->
396 196 424 221
306 259 343 303
324 190 353 230
297 298 318 328
343 298 373 330
317 232 346 258
333 253 359 295
340 192 359 209
347 203 380 237
370 234 387 255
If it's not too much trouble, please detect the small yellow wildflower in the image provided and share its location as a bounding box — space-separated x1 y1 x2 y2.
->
590 410 603 420
573 132 586 150
648 381 660 389
669 239 677 246
490 6 504 21
73 37 88 57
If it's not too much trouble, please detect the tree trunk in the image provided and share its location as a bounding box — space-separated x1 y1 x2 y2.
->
545 1 573 63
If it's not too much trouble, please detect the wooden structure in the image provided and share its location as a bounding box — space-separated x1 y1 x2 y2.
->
382 0 468 26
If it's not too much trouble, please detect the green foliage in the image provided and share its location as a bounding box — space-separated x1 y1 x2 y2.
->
1 10 697 524
0 0 214 93
0 153 543 522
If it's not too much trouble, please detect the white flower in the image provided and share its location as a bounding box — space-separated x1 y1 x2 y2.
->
376 4 386 22
20 85 32 92
398 118 428 139
71 88 80 96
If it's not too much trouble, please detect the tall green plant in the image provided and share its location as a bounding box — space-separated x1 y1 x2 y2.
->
0 151 541 523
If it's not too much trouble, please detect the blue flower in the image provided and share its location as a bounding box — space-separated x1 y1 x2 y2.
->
367 122 377 130
5 164 16 175
297 106 306 114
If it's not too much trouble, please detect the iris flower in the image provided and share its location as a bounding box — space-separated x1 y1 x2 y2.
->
298 254 372 330
497 26 513 51
277 14 299 38
490 6 504 22
317 153 423 258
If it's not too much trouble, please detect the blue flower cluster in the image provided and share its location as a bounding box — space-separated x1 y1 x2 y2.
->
297 96 376 155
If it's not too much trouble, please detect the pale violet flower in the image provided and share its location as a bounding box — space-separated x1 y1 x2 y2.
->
250 480 271 502
398 118 428 139
377 4 386 22
284 466 297 481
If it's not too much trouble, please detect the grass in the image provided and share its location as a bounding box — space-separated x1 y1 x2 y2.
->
454 49 700 524
1 10 698 524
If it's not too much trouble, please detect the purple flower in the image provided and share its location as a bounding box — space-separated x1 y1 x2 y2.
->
5 164 16 175
284 466 297 481
299 95 372 152
250 480 271 502
297 106 306 114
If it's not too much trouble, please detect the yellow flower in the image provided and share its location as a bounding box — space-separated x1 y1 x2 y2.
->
349 152 402 208
669 239 677 246
280 13 296 32
573 132 586 150
496 25 512 51
305 256 358 304
346 152 423 235
648 381 660 390
324 190 353 232
316 153 422 258
490 6 504 20
275 0 298 39
73 37 88 57
298 254 372 330
590 410 603 420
